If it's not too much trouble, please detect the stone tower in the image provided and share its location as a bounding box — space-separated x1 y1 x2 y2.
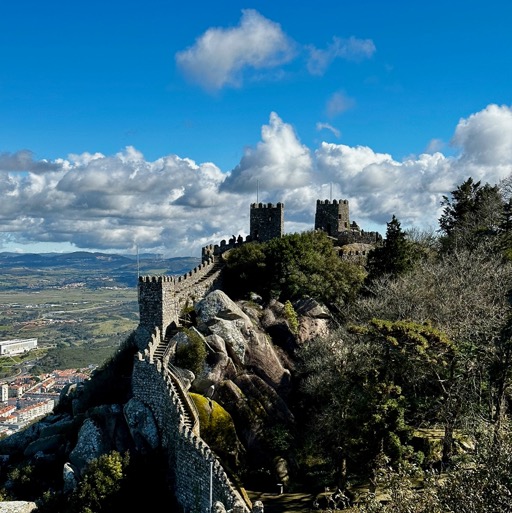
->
250 202 284 242
315 199 350 238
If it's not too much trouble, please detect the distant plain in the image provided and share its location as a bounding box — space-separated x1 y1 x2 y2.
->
0 252 199 375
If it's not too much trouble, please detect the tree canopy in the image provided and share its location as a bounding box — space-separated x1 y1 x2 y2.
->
439 177 504 251
223 230 365 305
365 215 419 284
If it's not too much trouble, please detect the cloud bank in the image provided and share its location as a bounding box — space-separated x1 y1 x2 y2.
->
1 104 512 256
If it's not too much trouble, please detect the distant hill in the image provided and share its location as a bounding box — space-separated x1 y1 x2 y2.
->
0 251 201 290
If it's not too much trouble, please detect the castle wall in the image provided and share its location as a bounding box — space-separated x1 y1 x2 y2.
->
250 203 284 242
137 258 222 347
338 230 382 245
132 344 250 513
202 235 252 262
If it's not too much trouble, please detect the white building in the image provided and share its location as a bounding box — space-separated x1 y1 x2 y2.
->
0 338 37 356
15 399 54 423
0 383 8 403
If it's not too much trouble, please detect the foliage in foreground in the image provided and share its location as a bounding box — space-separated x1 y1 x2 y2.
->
36 450 177 513
353 429 512 513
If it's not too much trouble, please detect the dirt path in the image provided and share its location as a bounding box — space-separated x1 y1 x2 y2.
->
247 491 316 513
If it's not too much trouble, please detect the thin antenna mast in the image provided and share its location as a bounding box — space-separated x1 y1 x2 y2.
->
136 245 140 279
330 182 333 201
257 179 259 203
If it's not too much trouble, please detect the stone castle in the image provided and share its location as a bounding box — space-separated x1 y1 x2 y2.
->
133 199 380 513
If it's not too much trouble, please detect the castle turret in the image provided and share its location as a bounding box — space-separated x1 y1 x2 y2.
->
315 199 350 238
250 202 284 242
137 276 177 344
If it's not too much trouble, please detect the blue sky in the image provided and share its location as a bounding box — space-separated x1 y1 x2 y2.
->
1 0 512 256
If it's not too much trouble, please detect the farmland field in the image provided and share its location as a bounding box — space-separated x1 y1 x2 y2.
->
0 251 199 373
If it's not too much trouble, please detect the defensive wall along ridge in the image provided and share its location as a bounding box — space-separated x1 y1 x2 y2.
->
131 200 379 513
134 234 256 513
137 234 252 346
132 327 254 513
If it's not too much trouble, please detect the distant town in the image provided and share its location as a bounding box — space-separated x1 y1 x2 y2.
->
0 337 96 438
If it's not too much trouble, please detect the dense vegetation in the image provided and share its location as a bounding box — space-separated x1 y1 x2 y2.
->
222 175 512 510
223 229 365 306
295 177 512 509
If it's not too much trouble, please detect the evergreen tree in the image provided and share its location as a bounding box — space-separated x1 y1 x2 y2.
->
365 215 415 283
439 177 504 252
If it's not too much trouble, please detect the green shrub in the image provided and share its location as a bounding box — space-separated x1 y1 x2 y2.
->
283 300 299 334
175 328 207 376
68 451 129 512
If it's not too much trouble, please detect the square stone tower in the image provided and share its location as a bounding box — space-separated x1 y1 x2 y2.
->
314 199 350 238
250 202 284 242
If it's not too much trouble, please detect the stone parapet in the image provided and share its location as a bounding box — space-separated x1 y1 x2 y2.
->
138 257 222 341
133 340 251 513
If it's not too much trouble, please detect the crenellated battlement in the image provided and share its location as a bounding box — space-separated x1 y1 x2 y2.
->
250 202 284 242
250 201 284 209
133 334 251 513
315 198 350 237
202 234 253 262
138 275 175 283
316 199 349 205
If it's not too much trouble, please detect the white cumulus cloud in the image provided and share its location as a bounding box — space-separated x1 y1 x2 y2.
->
221 112 313 193
175 9 295 91
452 103 512 168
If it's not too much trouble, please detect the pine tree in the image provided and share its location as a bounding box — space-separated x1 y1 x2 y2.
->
366 215 414 283
439 177 504 252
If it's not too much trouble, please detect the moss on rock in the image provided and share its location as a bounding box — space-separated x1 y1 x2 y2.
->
190 393 242 468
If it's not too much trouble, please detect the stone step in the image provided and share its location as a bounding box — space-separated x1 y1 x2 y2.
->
167 374 193 428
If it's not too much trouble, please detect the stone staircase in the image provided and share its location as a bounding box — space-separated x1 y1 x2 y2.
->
165 365 198 433
178 255 224 292
153 338 168 361
152 335 200 435
197 256 223 283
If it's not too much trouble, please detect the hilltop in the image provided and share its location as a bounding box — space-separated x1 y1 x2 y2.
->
3 177 512 512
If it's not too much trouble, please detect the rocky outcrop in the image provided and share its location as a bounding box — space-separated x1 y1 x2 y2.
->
192 291 291 392
63 462 78 493
0 502 37 513
69 418 109 472
151 290 305 481
24 433 67 458
124 397 160 452
196 290 252 327
293 297 331 344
